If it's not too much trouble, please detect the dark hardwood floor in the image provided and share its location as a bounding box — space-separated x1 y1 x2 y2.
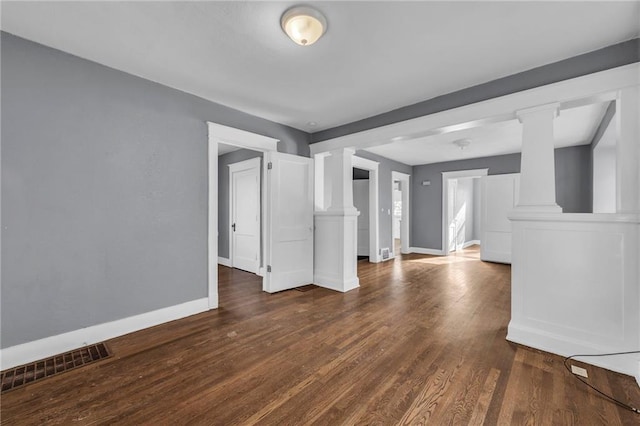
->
2 247 640 425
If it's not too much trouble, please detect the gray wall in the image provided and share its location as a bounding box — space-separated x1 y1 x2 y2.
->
411 146 592 250
218 149 263 260
555 145 593 214
354 151 412 254
1 32 311 348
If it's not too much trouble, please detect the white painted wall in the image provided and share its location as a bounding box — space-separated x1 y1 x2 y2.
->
593 117 617 213
508 214 640 378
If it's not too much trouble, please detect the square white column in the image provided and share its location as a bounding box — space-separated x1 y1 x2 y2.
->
313 147 360 292
326 148 358 214
615 86 640 214
515 103 562 213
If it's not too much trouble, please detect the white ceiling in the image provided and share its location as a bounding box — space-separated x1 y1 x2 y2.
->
364 102 609 166
2 1 638 133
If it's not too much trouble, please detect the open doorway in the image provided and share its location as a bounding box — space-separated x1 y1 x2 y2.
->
442 169 487 256
352 155 380 263
218 147 263 275
392 171 410 257
353 167 370 261
208 122 314 309
392 181 401 254
446 177 481 252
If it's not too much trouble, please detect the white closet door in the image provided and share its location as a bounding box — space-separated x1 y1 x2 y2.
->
481 174 520 264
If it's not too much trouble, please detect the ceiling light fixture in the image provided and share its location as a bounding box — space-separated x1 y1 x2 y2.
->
281 6 327 46
453 138 471 150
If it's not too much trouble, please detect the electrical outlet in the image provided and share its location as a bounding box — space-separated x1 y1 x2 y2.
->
571 365 588 378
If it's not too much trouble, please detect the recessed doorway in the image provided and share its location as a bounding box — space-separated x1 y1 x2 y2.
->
392 171 410 257
442 169 487 256
353 167 370 261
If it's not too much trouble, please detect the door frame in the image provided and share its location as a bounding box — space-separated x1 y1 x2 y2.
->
352 155 381 263
228 157 261 274
441 168 488 256
208 122 279 309
392 171 411 255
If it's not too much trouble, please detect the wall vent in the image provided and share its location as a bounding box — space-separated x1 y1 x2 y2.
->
381 247 391 260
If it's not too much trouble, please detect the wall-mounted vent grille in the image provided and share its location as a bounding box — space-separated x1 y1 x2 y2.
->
381 248 391 260
1 342 111 393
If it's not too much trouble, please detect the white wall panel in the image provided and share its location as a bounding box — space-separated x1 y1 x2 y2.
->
508 213 640 377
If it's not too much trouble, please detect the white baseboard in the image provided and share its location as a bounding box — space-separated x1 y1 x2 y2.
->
0 297 209 371
463 240 480 248
409 246 444 256
314 274 360 293
507 322 640 379
218 256 231 267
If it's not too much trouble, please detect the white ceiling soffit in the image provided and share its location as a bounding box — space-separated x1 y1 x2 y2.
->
1 2 638 132
363 102 609 166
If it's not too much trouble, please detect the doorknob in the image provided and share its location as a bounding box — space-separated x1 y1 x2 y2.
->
232 223 236 232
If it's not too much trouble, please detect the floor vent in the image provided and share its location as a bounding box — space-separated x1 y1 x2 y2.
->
1 342 111 393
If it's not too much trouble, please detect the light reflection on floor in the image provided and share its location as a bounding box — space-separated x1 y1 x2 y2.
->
408 245 480 265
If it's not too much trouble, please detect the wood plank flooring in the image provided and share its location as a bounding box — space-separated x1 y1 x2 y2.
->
2 247 640 425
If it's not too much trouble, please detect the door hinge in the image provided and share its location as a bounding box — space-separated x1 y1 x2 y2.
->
267 162 273 170
267 265 272 273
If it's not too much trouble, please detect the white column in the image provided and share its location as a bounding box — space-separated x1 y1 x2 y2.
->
313 152 329 211
615 86 640 213
515 103 562 213
326 148 358 214
313 148 359 293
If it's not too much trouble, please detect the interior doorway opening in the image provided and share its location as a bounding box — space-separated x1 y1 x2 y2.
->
445 177 482 253
391 171 410 257
219 150 263 275
392 180 402 255
211 131 276 309
353 167 370 261
442 169 487 256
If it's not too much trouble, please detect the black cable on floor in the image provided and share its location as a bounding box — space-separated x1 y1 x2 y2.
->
563 351 640 414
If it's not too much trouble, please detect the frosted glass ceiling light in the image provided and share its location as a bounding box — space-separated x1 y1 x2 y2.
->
281 6 327 46
453 139 472 150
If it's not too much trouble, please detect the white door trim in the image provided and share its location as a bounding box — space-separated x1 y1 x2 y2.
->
442 169 488 256
353 155 380 262
208 122 279 309
392 171 411 255
229 157 261 274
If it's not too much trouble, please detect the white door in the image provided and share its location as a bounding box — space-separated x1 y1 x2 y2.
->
230 158 260 274
353 180 370 257
480 173 520 264
264 152 314 293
